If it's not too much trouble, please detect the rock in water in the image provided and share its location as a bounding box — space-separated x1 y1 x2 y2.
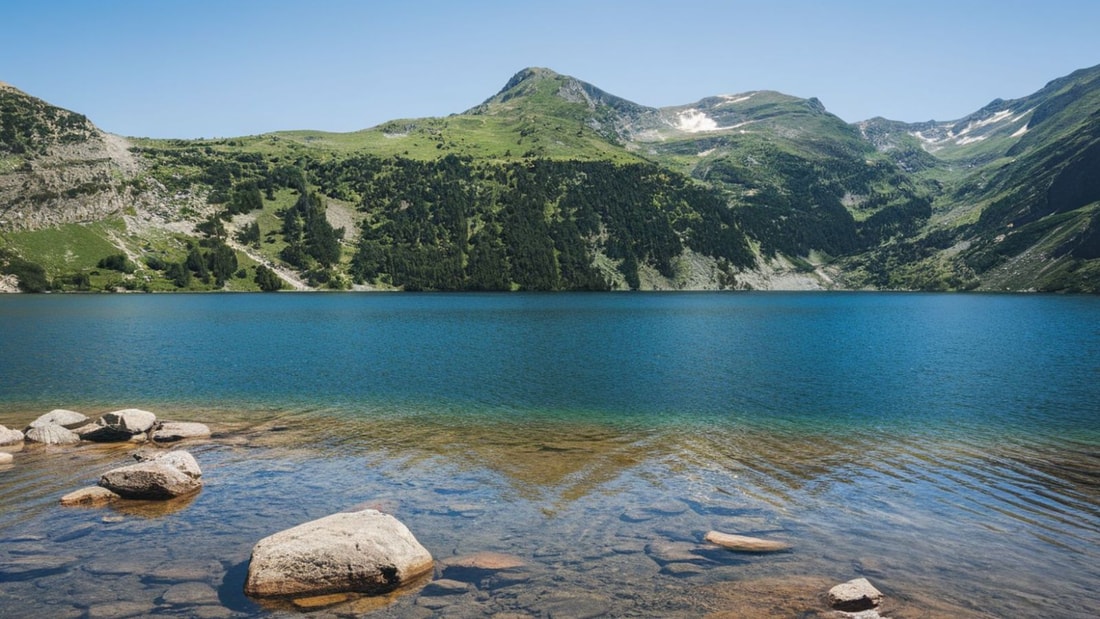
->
704 530 792 552
24 423 81 445
60 486 120 506
98 450 202 499
828 577 884 612
244 509 433 599
0 425 25 446
0 452 12 465
27 409 89 430
152 421 211 443
79 409 157 442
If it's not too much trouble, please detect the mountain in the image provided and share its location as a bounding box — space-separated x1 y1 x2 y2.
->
2 65 1099 293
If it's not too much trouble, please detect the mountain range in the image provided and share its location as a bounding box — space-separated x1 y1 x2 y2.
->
1 64 1098 293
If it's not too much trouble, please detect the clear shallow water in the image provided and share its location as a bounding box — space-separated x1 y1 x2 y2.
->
0 292 1097 617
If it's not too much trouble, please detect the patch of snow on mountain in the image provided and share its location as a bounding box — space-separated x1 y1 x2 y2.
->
718 93 753 105
698 147 717 157
1011 124 1029 138
677 109 719 133
956 135 987 145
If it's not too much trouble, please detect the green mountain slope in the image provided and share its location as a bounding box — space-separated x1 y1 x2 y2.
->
2 64 1100 293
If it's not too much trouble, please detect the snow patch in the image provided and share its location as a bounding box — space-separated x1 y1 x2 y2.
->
956 135 987 145
1011 124 1029 138
698 147 716 157
718 93 753 105
677 109 719 133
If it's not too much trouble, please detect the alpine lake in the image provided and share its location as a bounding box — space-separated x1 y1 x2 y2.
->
0 292 1097 618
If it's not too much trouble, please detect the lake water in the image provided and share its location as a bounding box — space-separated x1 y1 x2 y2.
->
0 292 1097 618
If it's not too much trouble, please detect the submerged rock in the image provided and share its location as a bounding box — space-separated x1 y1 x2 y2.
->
27 409 89 430
704 530 792 553
79 409 157 442
60 486 120 507
0 425 25 446
24 423 81 445
152 421 211 443
828 577 884 612
0 452 12 465
98 450 202 499
245 509 433 600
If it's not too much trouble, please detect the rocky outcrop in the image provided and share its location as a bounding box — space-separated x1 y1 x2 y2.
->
828 577 884 612
78 409 158 442
0 425 23 446
152 421 211 443
24 423 81 445
98 450 202 499
27 409 89 430
244 509 433 600
704 530 792 553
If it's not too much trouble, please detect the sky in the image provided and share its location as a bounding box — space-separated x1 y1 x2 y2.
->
2 0 1098 139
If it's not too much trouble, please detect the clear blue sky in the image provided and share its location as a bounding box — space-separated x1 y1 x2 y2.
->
3 0 1098 138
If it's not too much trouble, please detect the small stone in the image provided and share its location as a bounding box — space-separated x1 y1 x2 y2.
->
421 579 471 596
152 421 211 443
24 423 81 445
0 452 12 465
442 551 526 570
0 424 25 445
828 577 884 612
704 530 792 553
61 486 121 507
159 581 219 606
644 541 702 564
28 409 89 430
661 562 706 576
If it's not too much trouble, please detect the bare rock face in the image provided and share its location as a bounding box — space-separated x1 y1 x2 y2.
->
28 409 89 430
24 423 81 445
0 425 24 446
244 509 433 600
152 421 211 443
98 450 202 499
704 530 792 553
828 577 884 612
79 409 158 442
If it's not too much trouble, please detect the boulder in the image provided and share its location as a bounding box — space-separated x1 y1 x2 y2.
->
0 425 24 446
704 530 792 553
60 486 120 506
24 423 81 445
27 409 89 430
828 577 884 612
0 452 12 465
79 409 157 442
244 509 433 599
152 421 211 443
98 450 202 499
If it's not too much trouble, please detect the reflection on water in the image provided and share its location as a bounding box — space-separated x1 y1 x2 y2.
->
1 408 1097 618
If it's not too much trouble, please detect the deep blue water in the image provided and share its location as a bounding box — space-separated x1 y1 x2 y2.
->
0 292 1098 617
2 292 1097 436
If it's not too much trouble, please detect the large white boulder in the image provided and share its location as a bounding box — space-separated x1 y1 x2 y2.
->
0 425 24 446
27 409 89 430
244 509 433 599
98 450 202 499
79 409 158 442
24 423 81 445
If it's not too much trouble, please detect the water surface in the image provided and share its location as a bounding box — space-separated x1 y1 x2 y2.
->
0 293 1097 617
